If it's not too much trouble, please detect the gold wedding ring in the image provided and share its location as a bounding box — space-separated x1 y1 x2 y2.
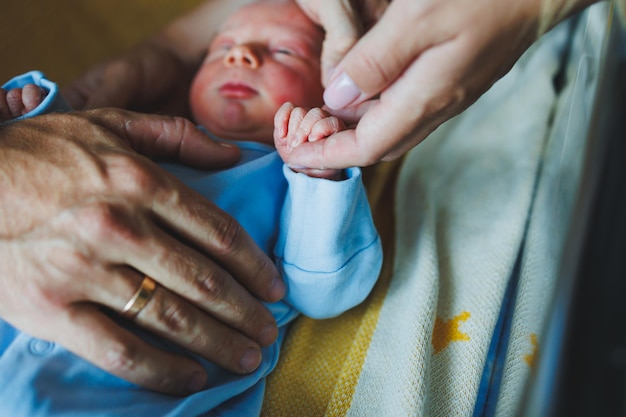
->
121 276 157 319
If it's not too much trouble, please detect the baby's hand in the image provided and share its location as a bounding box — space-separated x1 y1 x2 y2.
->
0 84 47 122
274 102 346 180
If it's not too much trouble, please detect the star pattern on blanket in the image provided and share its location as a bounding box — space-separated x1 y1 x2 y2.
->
524 333 539 368
432 311 471 353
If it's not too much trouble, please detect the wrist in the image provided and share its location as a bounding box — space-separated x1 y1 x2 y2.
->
289 166 347 181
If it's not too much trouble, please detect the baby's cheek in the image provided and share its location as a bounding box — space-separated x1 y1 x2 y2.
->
268 68 323 108
188 77 212 124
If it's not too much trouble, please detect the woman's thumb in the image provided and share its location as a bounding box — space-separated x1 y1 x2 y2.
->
323 1 416 110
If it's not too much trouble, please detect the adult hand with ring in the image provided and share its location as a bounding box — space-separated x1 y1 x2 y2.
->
0 109 283 395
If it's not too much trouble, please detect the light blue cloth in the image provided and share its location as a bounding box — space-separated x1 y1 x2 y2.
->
0 71 382 416
0 70 71 122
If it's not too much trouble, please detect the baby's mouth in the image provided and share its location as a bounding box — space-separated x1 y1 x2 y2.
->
219 82 258 99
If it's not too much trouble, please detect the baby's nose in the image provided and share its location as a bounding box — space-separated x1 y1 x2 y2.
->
223 44 260 69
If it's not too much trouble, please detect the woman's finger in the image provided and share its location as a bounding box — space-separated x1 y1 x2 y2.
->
323 0 435 109
85 108 241 169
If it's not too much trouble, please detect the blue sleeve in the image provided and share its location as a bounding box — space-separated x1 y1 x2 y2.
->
1 71 71 124
274 166 382 319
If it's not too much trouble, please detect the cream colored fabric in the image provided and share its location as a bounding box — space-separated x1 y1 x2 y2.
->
496 6 608 415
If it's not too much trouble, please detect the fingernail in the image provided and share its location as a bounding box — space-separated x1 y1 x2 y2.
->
267 276 285 301
219 142 235 148
240 348 262 373
186 371 207 393
324 71 361 110
258 323 278 346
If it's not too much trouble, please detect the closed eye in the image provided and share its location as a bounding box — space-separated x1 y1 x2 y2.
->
272 48 295 56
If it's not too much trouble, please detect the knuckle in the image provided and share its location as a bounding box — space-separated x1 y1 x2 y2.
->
170 116 195 139
109 154 160 196
228 298 248 325
102 340 138 374
324 35 357 61
74 202 136 243
197 271 228 303
73 203 119 241
158 299 196 334
211 215 242 256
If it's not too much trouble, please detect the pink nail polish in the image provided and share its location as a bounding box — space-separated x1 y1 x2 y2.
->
324 71 361 110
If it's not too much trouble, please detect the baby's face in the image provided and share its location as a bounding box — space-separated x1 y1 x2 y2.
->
189 0 324 145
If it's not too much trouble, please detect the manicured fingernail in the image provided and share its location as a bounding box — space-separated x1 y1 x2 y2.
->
187 371 207 393
258 323 278 346
240 348 262 373
267 276 285 301
324 71 361 110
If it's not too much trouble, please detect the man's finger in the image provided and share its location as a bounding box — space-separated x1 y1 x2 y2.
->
86 108 241 169
59 304 210 396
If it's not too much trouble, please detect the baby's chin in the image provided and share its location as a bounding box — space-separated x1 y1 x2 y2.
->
202 120 274 145
192 102 275 144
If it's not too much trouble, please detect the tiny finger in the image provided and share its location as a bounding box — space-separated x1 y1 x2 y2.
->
273 102 294 142
286 107 307 147
6 88 25 118
22 84 48 113
308 116 345 142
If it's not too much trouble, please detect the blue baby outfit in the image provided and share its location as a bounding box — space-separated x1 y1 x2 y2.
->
0 71 382 416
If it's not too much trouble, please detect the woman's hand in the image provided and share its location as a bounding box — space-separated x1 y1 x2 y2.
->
288 0 599 169
0 109 284 395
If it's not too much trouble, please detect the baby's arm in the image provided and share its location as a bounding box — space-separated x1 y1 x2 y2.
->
274 102 345 180
0 84 47 122
274 162 382 319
